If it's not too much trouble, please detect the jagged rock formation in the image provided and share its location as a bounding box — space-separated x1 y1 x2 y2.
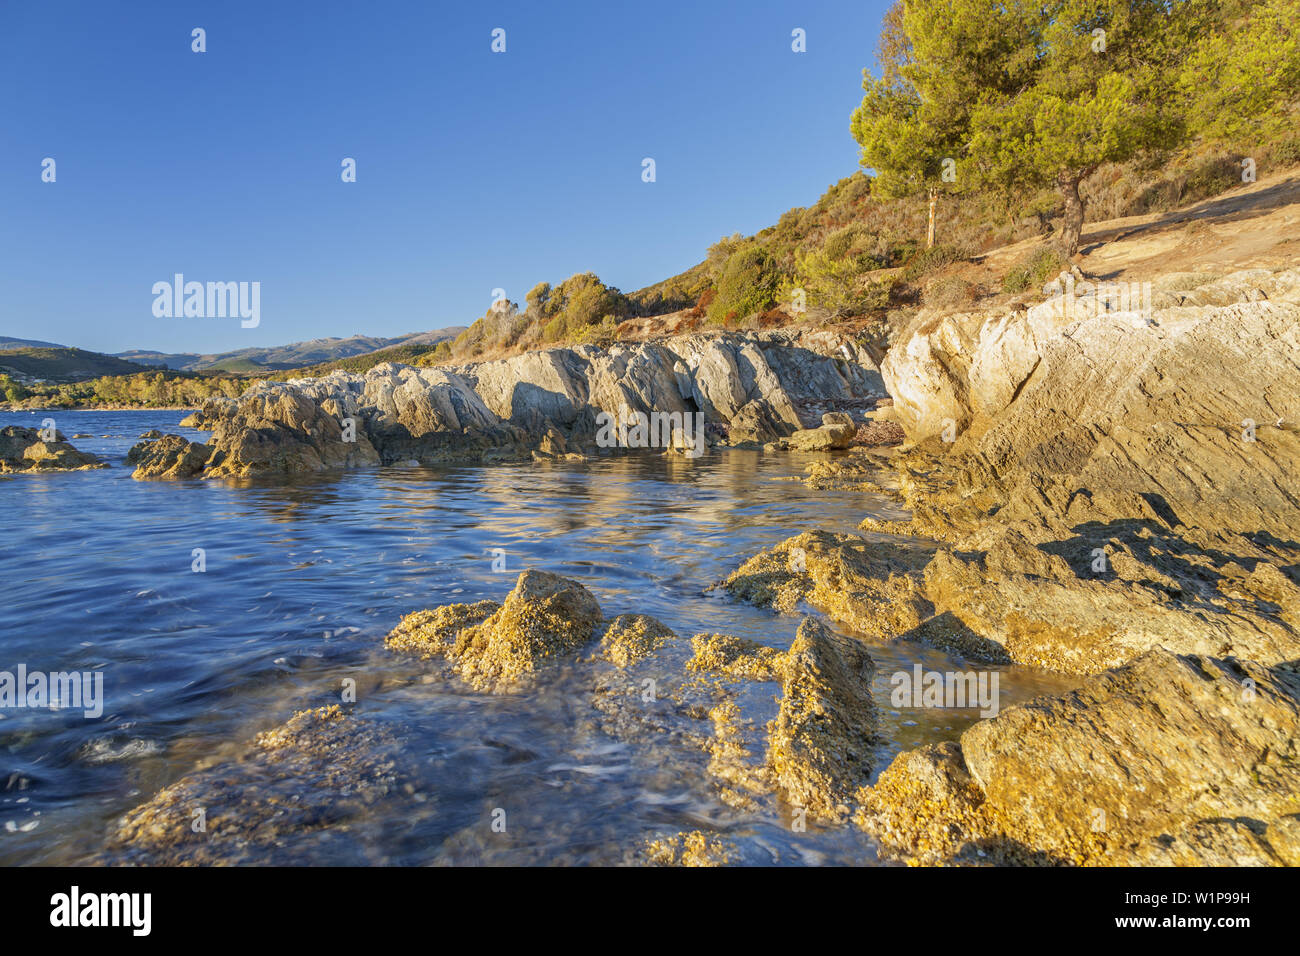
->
882 267 1300 446
143 330 883 478
727 268 1300 674
766 617 879 822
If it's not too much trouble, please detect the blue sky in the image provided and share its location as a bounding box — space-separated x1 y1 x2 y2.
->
0 0 889 355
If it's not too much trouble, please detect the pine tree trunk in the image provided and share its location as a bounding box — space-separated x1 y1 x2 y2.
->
926 187 938 249
1058 171 1085 258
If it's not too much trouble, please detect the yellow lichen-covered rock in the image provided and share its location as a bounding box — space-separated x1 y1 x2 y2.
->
686 632 785 682
129 434 214 479
639 829 734 867
766 617 879 822
106 706 402 865
0 426 106 474
594 613 676 667
705 700 772 810
856 649 1300 866
785 422 855 451
384 600 500 659
717 529 932 639
384 571 602 692
853 742 989 866
921 523 1300 676
202 385 382 477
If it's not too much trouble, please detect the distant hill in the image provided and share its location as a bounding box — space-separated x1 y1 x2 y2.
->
0 336 66 351
287 340 458 376
0 347 154 383
116 350 202 369
115 329 466 372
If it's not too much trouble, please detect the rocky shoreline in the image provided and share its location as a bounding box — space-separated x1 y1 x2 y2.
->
25 265 1300 866
717 265 1300 864
122 328 888 479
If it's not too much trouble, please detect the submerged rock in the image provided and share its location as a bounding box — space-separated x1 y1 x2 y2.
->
594 614 677 667
106 706 403 865
856 649 1300 865
766 617 879 822
638 829 736 866
686 633 785 682
0 426 106 474
384 571 602 692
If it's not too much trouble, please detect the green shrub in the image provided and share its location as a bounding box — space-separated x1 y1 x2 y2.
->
900 244 965 283
1001 247 1070 294
923 276 978 310
1267 135 1300 168
707 244 781 323
1182 154 1239 202
541 315 566 342
526 282 551 311
783 247 889 317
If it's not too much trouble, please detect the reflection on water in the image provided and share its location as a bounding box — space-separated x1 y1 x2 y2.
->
0 410 1075 865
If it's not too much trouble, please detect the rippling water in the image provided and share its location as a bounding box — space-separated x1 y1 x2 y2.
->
0 409 1074 865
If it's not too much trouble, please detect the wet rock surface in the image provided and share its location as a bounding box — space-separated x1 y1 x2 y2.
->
766 618 880 822
385 571 602 692
718 529 935 642
105 706 405 865
595 614 677 667
637 829 736 866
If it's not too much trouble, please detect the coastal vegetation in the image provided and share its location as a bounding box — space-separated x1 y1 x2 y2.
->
429 0 1297 360
0 367 251 409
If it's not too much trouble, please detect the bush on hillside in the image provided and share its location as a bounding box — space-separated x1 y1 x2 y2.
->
707 244 781 324
923 276 979 310
1001 247 1070 294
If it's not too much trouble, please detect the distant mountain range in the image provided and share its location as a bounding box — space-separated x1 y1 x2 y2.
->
0 328 466 383
114 329 466 372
